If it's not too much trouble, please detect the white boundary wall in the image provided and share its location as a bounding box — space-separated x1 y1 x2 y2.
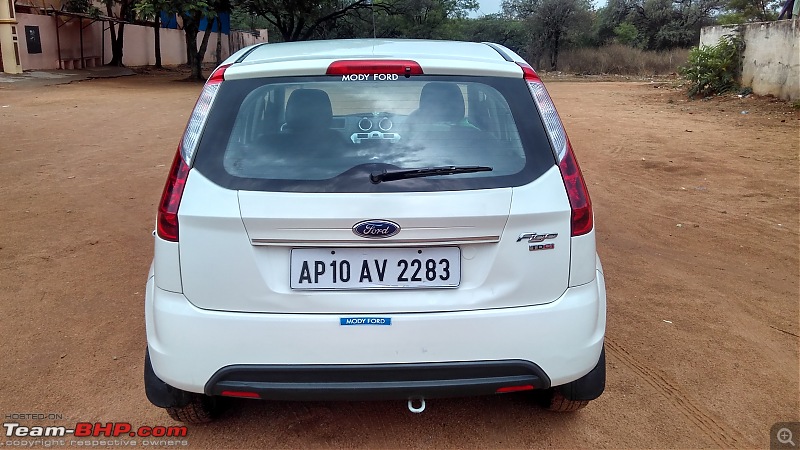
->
700 19 799 101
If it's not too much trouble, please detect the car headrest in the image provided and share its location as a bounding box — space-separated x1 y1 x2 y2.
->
285 89 333 131
417 82 465 123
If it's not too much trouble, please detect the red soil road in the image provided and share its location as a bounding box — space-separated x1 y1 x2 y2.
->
0 72 797 449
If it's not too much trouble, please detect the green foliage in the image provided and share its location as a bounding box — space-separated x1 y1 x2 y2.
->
456 14 527 52
373 0 478 39
679 34 744 97
230 7 272 30
594 0 633 44
626 0 722 50
135 0 220 19
129 0 760 79
723 0 779 21
234 0 385 41
292 0 480 41
64 0 101 16
613 22 638 45
715 12 747 23
136 0 229 79
592 0 723 51
502 0 594 70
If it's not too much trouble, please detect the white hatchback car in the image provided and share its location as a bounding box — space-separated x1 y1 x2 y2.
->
144 39 606 423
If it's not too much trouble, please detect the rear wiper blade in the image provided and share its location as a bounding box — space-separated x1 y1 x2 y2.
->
370 165 493 184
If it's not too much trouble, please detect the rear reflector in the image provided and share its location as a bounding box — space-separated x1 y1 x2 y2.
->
520 62 593 236
156 150 189 242
220 390 260 399
327 60 423 77
496 385 535 393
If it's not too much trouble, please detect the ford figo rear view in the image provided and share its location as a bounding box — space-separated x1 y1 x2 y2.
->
143 39 606 423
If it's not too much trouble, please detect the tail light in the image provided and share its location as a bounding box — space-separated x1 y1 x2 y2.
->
156 63 230 242
180 63 231 163
327 60 423 77
157 150 189 241
519 63 593 236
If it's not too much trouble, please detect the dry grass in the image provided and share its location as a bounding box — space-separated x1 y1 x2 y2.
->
556 45 690 75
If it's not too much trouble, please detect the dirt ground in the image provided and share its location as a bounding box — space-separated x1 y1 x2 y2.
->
0 71 797 449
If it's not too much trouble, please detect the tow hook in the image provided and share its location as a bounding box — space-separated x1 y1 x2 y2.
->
407 398 426 414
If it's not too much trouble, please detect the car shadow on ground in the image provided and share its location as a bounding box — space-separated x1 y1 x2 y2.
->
184 394 581 447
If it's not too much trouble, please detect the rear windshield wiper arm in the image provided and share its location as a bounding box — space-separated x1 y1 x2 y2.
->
370 165 493 184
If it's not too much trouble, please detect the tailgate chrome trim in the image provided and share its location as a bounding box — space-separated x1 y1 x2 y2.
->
251 235 500 246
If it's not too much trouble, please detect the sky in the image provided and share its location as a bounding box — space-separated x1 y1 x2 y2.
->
471 0 504 16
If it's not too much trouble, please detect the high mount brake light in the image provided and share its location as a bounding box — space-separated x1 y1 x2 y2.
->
519 62 593 236
326 60 423 77
157 63 231 242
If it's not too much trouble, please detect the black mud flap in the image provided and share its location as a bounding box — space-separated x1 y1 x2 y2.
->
144 349 192 408
559 346 605 401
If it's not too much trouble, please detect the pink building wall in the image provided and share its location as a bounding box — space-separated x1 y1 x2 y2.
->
15 13 101 70
15 12 267 71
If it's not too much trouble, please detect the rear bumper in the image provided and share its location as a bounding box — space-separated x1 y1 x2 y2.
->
145 269 605 398
205 360 549 401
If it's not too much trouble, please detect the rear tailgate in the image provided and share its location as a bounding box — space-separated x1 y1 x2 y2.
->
178 167 571 313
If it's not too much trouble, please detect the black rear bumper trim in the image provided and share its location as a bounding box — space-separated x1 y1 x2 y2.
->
204 360 551 401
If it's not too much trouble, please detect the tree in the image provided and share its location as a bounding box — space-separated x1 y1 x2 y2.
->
718 0 779 22
136 0 229 80
105 0 135 66
627 0 722 50
154 13 162 68
594 0 634 44
503 0 593 70
234 0 389 41
382 0 478 38
134 9 164 67
457 14 527 52
285 0 477 41
230 6 272 29
613 21 638 44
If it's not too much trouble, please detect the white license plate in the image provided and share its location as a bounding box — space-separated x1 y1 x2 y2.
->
290 247 460 290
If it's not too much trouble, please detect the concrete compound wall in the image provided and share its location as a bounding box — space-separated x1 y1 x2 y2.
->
700 19 799 101
15 12 267 71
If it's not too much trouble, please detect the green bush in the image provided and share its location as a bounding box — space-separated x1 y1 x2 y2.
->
680 35 744 98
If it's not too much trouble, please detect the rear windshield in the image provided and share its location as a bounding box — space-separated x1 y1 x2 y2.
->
194 75 556 192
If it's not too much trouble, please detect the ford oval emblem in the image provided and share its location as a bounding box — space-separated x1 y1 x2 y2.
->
352 220 400 239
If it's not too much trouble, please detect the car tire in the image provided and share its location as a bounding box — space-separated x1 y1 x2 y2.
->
166 394 218 424
540 389 590 412
536 345 605 412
